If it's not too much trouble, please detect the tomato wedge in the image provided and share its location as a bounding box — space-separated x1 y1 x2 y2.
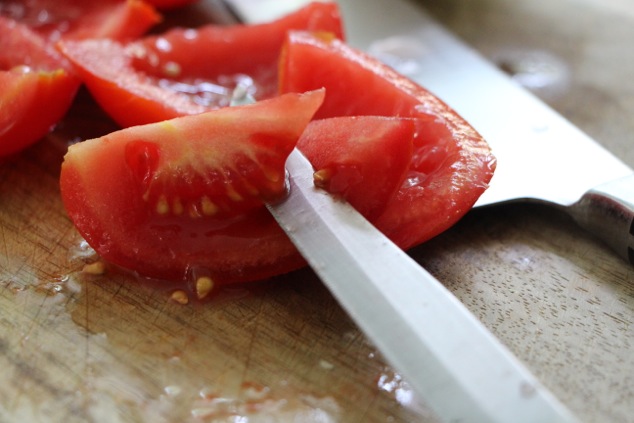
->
58 2 344 128
0 17 78 157
0 0 160 42
60 90 325 283
280 31 496 249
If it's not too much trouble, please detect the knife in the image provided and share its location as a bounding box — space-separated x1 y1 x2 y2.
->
225 0 634 264
267 149 578 423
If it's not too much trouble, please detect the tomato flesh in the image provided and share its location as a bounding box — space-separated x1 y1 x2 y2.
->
0 17 79 157
58 2 344 128
280 31 496 248
61 90 325 283
298 116 415 220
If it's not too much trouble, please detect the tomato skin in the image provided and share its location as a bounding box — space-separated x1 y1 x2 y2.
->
0 0 160 42
60 90 325 283
280 31 496 249
58 2 344 128
0 17 79 157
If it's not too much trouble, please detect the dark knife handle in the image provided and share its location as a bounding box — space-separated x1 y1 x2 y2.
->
569 174 634 264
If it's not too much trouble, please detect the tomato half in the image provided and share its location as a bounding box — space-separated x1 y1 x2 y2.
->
58 2 344 128
280 31 496 249
0 17 79 157
0 0 160 42
60 90 325 283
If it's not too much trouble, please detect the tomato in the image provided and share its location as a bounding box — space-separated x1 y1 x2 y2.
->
297 116 415 220
0 17 79 157
60 90 325 283
57 2 344 128
0 0 160 42
0 0 161 157
280 31 496 248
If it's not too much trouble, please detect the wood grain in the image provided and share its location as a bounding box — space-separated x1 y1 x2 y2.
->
1 1 633 422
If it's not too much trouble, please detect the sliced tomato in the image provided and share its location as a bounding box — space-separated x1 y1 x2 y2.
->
57 2 343 128
0 0 160 42
0 17 79 157
60 90 325 283
298 116 415 220
280 31 496 248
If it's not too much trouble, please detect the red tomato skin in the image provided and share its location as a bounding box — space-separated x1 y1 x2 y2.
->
0 17 79 157
60 90 325 283
297 116 415 220
280 31 496 249
58 2 344 128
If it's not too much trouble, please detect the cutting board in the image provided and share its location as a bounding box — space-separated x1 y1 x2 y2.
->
1 1 633 422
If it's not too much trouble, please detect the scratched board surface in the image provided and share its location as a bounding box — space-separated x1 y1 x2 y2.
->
1 0 633 422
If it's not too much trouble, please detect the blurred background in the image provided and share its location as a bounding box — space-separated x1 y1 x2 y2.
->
420 0 634 166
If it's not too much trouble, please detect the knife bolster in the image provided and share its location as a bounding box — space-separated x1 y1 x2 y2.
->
569 174 634 265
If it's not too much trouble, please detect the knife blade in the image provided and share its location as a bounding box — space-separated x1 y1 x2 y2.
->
266 149 578 422
225 0 634 264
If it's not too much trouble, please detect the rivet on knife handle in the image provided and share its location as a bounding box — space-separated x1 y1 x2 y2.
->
267 149 580 423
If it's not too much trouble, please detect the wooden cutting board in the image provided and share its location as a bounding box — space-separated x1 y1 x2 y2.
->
1 1 632 422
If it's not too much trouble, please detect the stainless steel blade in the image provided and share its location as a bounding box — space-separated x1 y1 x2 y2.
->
266 149 578 423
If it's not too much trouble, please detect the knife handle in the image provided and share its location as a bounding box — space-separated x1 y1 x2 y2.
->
569 174 634 264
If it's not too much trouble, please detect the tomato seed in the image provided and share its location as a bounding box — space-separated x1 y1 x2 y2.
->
195 276 214 300
170 290 189 305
